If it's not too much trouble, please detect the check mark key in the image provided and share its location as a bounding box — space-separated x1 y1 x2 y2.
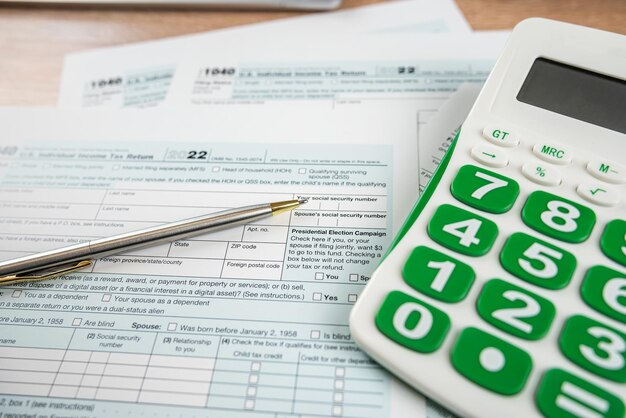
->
577 183 620 207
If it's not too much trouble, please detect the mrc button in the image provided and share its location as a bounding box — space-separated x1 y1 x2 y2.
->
482 125 519 147
532 142 572 165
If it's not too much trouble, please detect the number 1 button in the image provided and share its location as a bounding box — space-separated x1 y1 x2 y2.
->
428 204 498 256
451 165 519 213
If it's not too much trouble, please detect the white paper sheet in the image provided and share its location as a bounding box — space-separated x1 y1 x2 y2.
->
0 101 425 418
58 0 471 109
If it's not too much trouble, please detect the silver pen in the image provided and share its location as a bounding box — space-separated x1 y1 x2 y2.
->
0 198 307 286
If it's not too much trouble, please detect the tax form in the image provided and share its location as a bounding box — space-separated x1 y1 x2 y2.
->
0 102 423 418
58 0 471 109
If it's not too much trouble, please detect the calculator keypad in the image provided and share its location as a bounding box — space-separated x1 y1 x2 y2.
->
367 122 625 417
521 190 596 243
451 327 532 396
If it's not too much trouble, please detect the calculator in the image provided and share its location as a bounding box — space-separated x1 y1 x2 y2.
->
350 18 625 418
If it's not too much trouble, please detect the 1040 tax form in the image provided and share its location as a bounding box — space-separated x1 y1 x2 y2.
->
0 102 423 418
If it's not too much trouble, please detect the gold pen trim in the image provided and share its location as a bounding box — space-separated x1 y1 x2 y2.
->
0 260 93 286
270 198 307 216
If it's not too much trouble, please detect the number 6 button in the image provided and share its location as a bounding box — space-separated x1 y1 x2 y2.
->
581 266 626 323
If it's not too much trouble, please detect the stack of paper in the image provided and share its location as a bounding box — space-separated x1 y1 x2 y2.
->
0 2 509 417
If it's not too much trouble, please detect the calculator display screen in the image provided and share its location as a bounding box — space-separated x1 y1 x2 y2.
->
517 57 626 134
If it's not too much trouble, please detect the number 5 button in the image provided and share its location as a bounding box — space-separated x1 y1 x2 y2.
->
450 165 519 213
428 205 498 256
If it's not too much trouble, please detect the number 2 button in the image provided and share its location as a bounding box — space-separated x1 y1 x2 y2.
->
428 204 498 256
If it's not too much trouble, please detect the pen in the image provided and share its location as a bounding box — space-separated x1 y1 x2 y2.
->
0 198 307 286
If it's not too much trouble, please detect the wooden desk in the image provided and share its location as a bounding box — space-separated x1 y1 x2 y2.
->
0 0 624 105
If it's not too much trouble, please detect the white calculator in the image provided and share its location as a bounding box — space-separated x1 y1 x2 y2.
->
350 18 626 418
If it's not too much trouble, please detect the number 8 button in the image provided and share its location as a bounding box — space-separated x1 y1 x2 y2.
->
522 191 596 243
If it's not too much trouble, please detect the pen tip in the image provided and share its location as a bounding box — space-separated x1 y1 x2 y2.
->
298 198 309 205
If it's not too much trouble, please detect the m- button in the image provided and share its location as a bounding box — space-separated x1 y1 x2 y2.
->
532 142 572 165
587 159 626 184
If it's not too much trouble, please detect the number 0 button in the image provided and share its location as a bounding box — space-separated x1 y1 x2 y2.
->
522 191 596 243
451 327 532 396
375 291 450 353
450 165 519 213
428 204 498 256
536 369 625 418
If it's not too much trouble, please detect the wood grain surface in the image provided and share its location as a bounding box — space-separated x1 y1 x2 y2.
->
0 0 624 105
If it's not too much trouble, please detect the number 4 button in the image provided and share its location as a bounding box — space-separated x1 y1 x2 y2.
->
451 165 520 213
428 205 498 256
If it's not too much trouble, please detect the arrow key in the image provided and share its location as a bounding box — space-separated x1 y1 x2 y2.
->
471 145 509 168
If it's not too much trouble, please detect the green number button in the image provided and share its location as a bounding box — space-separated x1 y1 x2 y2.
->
428 204 498 256
536 369 625 418
450 165 520 214
522 191 596 243
375 291 450 353
476 279 555 340
451 327 532 396
581 266 626 323
402 246 475 303
500 232 577 290
560 315 626 382
601 220 626 267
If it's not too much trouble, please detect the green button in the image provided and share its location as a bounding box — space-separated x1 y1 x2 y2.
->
581 266 626 323
402 246 475 303
601 220 626 267
375 291 450 353
522 191 596 243
428 204 498 257
450 165 520 214
451 327 532 396
476 279 555 340
560 315 626 382
500 232 577 290
536 369 625 418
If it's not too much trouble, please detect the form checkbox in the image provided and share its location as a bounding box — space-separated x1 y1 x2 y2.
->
310 330 320 339
313 292 322 301
334 380 344 390
212 166 221 172
251 362 261 372
349 274 359 282
315 272 324 280
247 386 257 397
332 405 343 416
298 168 306 174
72 318 82 326
167 322 178 331
334 392 343 403
11 290 22 298
244 399 255 410
101 294 111 302
249 374 259 384
348 294 357 303
335 367 345 377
